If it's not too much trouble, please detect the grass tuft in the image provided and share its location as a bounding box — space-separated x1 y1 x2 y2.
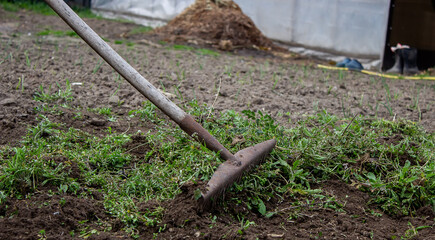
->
37 29 78 37
0 0 99 18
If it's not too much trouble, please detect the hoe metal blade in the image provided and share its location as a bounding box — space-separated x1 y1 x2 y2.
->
200 139 276 208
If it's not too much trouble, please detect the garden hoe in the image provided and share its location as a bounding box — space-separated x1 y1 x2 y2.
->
44 0 276 208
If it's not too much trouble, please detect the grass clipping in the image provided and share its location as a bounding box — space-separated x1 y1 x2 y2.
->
155 0 276 51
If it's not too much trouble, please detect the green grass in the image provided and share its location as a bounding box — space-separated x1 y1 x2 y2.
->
170 44 195 51
114 40 124 45
168 44 220 56
0 1 19 12
0 0 99 18
33 79 73 103
196 48 220 57
0 100 434 235
113 40 135 47
128 26 153 35
36 29 78 38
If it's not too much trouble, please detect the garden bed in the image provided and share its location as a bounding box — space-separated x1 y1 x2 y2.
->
0 4 434 239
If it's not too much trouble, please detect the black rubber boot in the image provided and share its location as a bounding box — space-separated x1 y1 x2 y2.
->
386 49 403 74
402 48 419 75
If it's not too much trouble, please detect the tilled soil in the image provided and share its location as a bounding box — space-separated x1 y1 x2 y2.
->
0 8 434 240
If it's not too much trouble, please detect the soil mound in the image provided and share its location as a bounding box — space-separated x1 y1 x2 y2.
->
155 0 276 51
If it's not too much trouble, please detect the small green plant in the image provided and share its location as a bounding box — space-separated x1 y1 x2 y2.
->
92 59 104 73
224 64 232 77
73 112 83 120
38 229 46 240
79 229 99 239
34 79 73 103
58 184 68 194
92 107 112 116
170 44 195 51
0 120 66 197
24 50 31 67
303 65 308 77
128 101 164 124
381 79 394 116
272 72 280 90
173 86 184 102
338 70 345 81
128 26 153 35
16 75 24 92
237 216 255 235
37 29 78 37
196 48 220 57
359 93 364 107
114 40 124 45
410 86 421 110
0 191 7 204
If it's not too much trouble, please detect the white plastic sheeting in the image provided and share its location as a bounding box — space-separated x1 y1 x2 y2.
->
235 0 390 58
91 0 194 27
91 0 390 58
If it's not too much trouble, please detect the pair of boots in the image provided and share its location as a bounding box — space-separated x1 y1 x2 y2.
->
336 58 364 70
386 48 419 75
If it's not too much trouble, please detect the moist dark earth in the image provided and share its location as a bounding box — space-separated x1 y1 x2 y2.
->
1 8 434 240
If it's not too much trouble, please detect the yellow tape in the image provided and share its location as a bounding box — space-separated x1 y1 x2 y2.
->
317 64 435 81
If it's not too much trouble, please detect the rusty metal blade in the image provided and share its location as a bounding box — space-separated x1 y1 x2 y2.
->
200 139 276 207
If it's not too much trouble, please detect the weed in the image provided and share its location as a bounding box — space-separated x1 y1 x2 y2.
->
237 216 255 235
170 44 195 51
79 229 99 238
0 98 433 236
338 70 345 82
94 107 112 116
37 29 78 38
359 93 364 108
34 104 64 115
34 79 73 103
128 101 164 124
0 0 99 18
16 75 24 92
24 50 31 67
114 40 124 45
272 72 280 90
128 26 153 35
0 119 67 197
224 65 232 77
74 56 83 66
327 85 333 95
38 229 46 240
303 65 308 78
101 36 110 42
92 59 104 74
196 48 220 57
411 86 421 110
0 191 7 204
340 95 351 118
381 79 394 116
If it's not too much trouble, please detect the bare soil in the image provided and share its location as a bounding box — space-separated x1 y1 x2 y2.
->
0 8 434 239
